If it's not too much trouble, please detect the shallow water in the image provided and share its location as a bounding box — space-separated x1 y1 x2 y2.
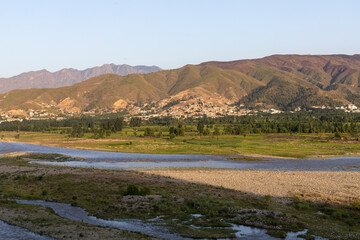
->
1 142 360 171
16 199 187 240
0 219 52 240
16 200 327 239
30 158 360 171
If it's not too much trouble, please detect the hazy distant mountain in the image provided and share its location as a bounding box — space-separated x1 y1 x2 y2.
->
0 64 162 93
1 54 360 114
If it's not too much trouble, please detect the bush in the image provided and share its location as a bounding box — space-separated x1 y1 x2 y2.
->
350 200 360 209
140 186 151 195
334 131 342 139
144 127 155 137
264 195 272 202
267 230 287 238
169 133 176 139
292 197 309 210
123 184 151 196
297 234 315 240
203 128 210 136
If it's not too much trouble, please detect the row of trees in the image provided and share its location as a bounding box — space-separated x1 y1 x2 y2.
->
0 116 125 139
68 117 125 138
3 110 360 137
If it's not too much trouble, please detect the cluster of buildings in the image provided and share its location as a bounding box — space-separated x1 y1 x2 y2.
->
0 98 359 123
121 97 252 119
335 104 360 112
0 109 59 123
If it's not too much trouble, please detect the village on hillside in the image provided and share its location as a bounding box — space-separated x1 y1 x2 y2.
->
0 95 359 123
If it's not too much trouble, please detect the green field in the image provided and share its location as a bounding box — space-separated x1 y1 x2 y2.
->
1 126 360 159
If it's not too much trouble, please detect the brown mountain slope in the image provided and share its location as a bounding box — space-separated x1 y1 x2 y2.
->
201 54 360 107
201 54 360 89
0 65 262 112
0 64 162 94
1 54 360 114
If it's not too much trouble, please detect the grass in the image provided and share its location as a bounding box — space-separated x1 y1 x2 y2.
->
0 154 359 239
2 129 360 158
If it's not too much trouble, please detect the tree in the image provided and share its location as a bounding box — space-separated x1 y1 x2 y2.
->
112 117 124 132
70 125 84 138
129 117 141 127
197 120 205 135
213 127 220 136
334 131 342 139
93 128 106 139
203 128 210 136
144 127 155 137
169 124 185 136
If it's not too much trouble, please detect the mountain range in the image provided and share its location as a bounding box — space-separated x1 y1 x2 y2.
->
0 64 162 94
1 54 360 116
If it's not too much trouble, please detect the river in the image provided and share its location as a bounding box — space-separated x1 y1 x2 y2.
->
0 142 359 171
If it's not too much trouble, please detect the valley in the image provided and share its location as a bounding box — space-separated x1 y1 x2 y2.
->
1 55 360 121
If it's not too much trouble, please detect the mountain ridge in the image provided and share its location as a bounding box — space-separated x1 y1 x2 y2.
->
0 64 162 94
1 54 360 118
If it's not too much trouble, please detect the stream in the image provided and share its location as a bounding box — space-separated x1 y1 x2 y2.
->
16 200 326 240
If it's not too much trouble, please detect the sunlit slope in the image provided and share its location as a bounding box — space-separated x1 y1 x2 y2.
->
202 54 360 107
0 65 262 111
1 54 360 112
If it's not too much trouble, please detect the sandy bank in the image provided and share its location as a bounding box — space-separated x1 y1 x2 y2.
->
143 169 360 203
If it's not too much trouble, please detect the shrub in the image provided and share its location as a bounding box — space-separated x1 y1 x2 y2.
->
169 133 176 139
125 184 140 195
267 230 287 238
334 131 342 139
123 184 151 196
292 197 309 210
140 186 151 196
264 195 272 202
144 127 155 137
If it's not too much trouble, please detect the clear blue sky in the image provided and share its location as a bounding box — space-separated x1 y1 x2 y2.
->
1 0 359 77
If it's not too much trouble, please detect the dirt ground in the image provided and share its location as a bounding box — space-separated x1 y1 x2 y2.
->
143 169 360 203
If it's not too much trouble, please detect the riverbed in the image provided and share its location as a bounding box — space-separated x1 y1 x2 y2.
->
16 200 326 240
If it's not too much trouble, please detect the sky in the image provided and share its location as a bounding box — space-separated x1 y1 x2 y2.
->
1 0 360 77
